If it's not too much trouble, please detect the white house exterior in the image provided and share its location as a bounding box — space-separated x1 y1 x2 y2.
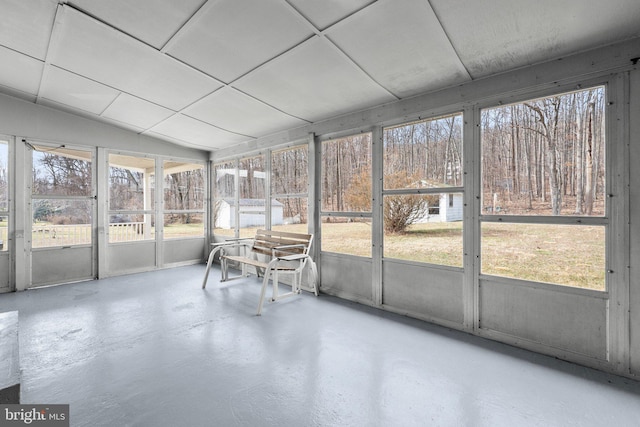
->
414 193 463 223
439 193 463 222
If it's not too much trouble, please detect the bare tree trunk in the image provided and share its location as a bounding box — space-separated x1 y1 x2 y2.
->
584 102 595 215
443 118 455 185
510 105 519 197
526 99 562 214
574 106 584 214
336 143 342 211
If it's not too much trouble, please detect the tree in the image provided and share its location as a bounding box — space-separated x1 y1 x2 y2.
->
525 98 563 215
479 87 605 216
346 171 437 234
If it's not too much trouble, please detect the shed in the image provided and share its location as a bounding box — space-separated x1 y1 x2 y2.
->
215 198 284 229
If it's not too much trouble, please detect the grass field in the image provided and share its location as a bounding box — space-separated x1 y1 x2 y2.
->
7 217 605 290
222 221 605 291
481 223 605 290
163 222 204 238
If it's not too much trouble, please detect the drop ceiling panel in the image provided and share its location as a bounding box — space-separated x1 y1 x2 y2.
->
287 0 375 30
0 47 44 96
39 66 120 114
102 94 175 130
96 116 147 134
0 0 57 60
49 6 222 111
166 0 314 83
38 97 106 123
327 0 470 98
149 114 250 149
431 0 640 78
184 87 308 137
235 37 396 122
69 0 206 49
0 0 638 153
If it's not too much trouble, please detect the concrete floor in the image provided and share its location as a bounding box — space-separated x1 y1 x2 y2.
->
0 265 639 426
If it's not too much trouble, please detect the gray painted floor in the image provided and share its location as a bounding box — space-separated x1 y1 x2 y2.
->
0 264 639 426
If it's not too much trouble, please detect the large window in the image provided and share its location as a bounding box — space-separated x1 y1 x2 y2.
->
0 139 8 251
271 145 308 234
163 160 205 239
31 145 93 248
321 133 372 257
480 86 607 290
108 153 155 243
383 113 464 267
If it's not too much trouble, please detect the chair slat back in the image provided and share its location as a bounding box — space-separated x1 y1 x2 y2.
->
252 229 313 258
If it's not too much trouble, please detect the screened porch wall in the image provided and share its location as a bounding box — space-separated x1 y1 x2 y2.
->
0 92 209 288
211 39 640 380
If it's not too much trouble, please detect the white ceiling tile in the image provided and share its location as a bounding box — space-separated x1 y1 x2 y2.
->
0 0 57 60
0 47 44 96
327 0 470 98
38 97 104 122
184 87 308 137
144 131 201 150
39 97 147 134
39 66 120 114
98 117 146 134
431 0 640 78
70 0 206 49
149 114 250 150
287 0 375 30
50 6 222 110
38 91 152 135
166 0 313 83
235 37 396 122
102 94 175 130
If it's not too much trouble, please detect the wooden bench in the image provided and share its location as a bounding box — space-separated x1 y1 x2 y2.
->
202 230 318 315
0 311 20 404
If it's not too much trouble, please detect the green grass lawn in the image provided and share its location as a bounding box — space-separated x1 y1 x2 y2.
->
22 218 604 291
163 222 204 238
226 221 605 291
481 223 605 290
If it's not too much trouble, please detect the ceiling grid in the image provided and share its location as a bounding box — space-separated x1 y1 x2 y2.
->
0 0 638 151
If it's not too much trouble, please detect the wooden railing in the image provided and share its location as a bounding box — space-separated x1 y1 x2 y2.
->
30 222 149 247
32 224 92 247
108 222 149 243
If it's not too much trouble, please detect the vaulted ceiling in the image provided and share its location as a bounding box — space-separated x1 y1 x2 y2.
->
1 0 639 151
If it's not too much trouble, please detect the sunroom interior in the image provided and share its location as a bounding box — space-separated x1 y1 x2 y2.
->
1 0 640 423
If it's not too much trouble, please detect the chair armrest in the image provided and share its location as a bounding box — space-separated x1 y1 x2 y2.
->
276 253 309 261
210 238 253 249
271 243 306 257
